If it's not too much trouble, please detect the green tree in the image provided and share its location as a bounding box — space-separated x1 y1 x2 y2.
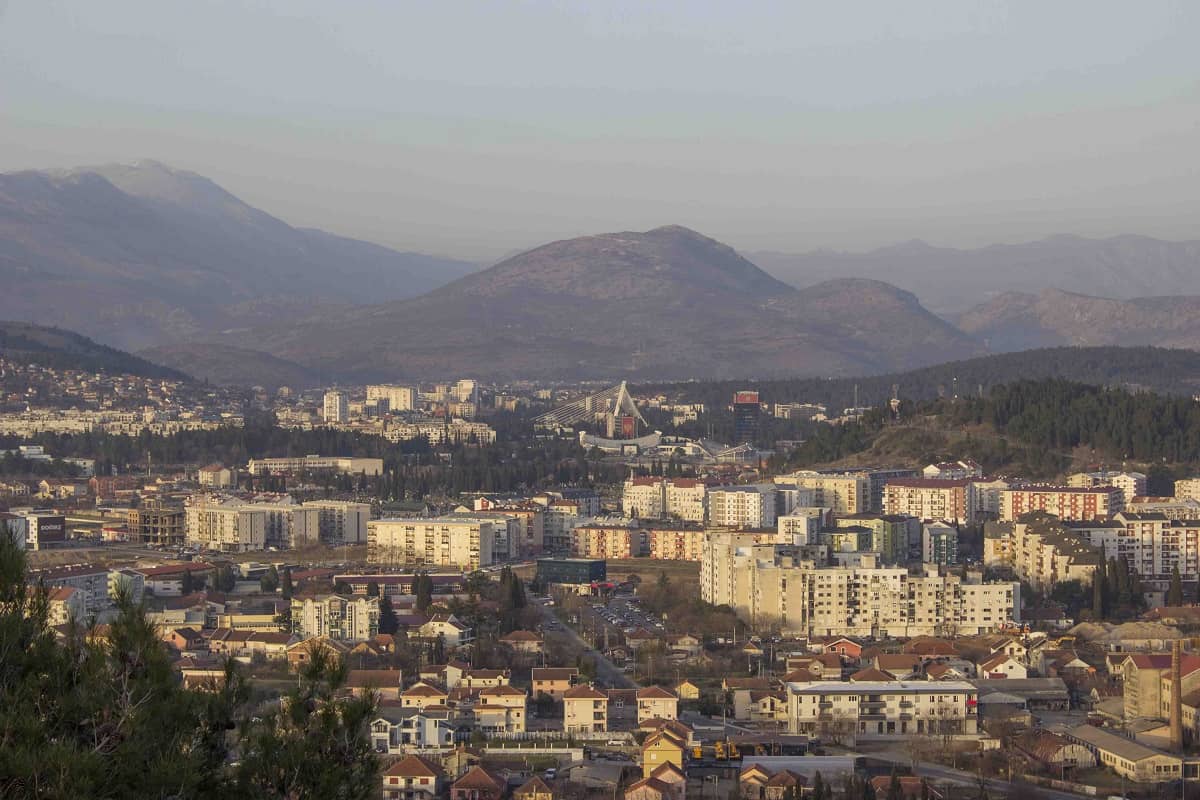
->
233 643 378 799
0 534 246 799
182 567 197 595
415 572 433 611
281 566 294 601
367 581 381 599
379 595 399 635
886 772 904 800
260 564 280 594
1169 564 1184 607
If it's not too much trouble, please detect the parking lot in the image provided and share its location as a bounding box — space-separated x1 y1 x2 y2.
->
585 594 667 639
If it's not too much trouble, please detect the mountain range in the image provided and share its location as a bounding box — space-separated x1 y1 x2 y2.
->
752 235 1200 315
5 161 1200 385
166 225 984 383
0 161 475 351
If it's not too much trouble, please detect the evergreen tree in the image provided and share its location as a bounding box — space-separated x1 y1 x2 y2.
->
1170 565 1184 607
233 643 378 799
260 565 280 594
433 633 446 664
182 567 196 595
1092 567 1105 619
886 772 904 800
415 572 433 611
367 581 381 599
379 595 399 635
812 771 825 800
281 566 294 601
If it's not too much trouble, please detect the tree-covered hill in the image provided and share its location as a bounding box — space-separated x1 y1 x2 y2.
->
638 346 1200 412
0 321 189 380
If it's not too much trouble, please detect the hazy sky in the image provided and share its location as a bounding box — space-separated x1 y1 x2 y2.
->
2 1 1198 261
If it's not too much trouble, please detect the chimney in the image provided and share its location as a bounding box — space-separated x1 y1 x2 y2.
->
1170 640 1184 752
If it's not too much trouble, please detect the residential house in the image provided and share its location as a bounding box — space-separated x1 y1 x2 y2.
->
178 657 228 690
347 670 405 701
450 765 506 800
979 654 1029 680
564 684 608 733
531 667 577 702
462 669 510 690
419 614 472 648
499 630 544 655
513 776 555 800
641 728 686 778
46 586 84 625
636 686 679 724
675 680 700 701
371 707 455 755
402 681 451 711
475 684 527 734
286 636 350 671
381 754 445 800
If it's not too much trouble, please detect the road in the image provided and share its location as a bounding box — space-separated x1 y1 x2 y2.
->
535 600 637 690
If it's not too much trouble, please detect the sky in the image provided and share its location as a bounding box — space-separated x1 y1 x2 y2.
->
1 1 1198 261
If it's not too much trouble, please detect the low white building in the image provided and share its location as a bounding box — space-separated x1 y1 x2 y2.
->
786 680 979 740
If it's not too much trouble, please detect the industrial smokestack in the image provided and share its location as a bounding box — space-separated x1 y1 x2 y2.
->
1171 640 1184 752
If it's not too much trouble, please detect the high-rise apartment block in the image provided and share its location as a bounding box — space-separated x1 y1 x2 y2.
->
323 390 348 423
367 517 512 570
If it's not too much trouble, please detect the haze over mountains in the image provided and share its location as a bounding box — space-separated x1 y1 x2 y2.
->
0 161 475 351
5 161 1200 385
753 235 1200 315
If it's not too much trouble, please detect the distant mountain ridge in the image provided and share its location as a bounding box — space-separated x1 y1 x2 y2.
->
751 234 1200 315
0 161 477 351
955 288 1200 352
0 321 188 380
188 225 984 383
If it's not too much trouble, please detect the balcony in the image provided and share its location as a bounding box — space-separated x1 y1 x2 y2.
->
861 713 887 721
861 699 887 709
899 700 914 708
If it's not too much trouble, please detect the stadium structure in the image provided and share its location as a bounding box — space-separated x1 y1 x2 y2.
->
533 381 662 452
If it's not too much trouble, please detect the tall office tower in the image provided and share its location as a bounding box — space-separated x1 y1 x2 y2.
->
732 390 760 444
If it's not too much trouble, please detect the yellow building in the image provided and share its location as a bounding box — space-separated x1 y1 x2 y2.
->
641 729 686 778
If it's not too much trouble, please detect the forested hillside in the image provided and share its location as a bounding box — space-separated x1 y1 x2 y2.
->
783 378 1200 482
638 346 1200 412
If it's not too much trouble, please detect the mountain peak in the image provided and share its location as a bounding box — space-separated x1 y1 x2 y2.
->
451 225 794 302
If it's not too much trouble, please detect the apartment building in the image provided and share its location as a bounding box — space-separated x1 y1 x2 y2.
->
646 525 707 561
384 419 497 446
539 499 585 554
323 390 349 423
247 456 383 476
302 500 371 544
1067 512 1200 601
883 479 976 525
569 520 647 559
366 384 417 412
185 500 268 553
367 517 510 570
291 594 379 641
775 472 868 514
702 533 1018 637
257 504 320 550
999 486 1120 522
621 478 707 522
708 485 776 529
984 514 1103 591
786 680 979 740
778 512 824 545
835 514 918 563
469 503 544 557
623 478 665 518
1068 471 1145 507
922 522 959 565
1174 478 1200 503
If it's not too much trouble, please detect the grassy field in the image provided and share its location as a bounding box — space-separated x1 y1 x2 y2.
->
605 559 699 588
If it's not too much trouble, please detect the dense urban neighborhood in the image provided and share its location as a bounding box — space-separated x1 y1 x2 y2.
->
8 360 1200 799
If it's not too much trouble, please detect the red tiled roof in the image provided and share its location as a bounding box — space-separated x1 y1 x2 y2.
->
384 754 442 778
